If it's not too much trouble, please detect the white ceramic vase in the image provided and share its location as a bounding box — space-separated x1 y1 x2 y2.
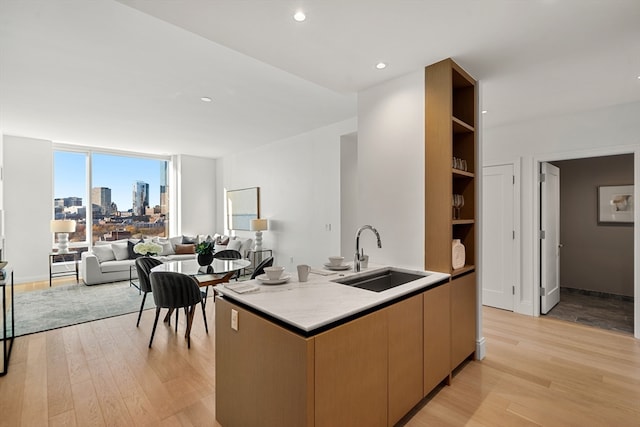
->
452 239 465 270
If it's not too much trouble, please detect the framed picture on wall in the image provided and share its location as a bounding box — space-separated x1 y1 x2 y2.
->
598 185 634 224
227 187 260 230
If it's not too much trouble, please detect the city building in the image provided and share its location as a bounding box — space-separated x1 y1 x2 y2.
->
132 181 149 216
91 186 111 216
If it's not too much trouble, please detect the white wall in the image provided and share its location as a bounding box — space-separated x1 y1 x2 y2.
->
340 132 358 257
218 118 357 269
483 101 640 334
357 70 425 270
4 136 53 283
176 154 217 236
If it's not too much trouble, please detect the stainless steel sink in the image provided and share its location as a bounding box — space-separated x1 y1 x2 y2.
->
333 268 428 292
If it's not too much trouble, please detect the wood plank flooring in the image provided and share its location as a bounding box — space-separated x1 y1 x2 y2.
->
2 299 639 426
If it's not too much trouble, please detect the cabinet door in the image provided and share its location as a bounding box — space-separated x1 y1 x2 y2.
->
423 282 451 395
215 298 314 427
388 294 423 426
451 272 477 369
315 310 388 427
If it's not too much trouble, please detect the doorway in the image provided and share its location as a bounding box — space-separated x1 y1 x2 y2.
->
539 154 635 334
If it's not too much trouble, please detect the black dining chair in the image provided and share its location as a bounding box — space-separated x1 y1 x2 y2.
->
134 256 163 327
251 256 274 280
148 271 203 348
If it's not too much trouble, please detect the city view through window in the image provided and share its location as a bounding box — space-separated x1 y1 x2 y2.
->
54 151 169 246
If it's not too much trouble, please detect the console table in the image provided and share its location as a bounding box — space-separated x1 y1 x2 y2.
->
49 251 79 287
1 266 14 376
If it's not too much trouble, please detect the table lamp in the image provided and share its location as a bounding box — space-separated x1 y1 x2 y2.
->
250 218 268 251
50 219 76 253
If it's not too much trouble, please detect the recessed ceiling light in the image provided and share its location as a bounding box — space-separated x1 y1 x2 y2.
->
200 97 212 102
375 62 387 70
293 11 306 22
481 110 488 114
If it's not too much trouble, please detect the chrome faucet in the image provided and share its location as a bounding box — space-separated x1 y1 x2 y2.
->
354 225 382 272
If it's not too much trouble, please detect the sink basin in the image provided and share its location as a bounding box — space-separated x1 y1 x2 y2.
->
333 268 428 292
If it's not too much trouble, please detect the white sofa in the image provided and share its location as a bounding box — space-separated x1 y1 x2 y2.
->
81 234 253 285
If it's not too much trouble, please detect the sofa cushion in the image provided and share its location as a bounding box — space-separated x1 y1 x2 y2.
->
111 241 129 261
93 245 116 263
175 243 195 254
100 259 135 273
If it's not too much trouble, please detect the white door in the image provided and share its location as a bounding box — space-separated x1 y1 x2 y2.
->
482 164 515 310
540 162 561 314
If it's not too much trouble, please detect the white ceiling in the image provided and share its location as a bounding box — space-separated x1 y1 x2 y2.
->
1 0 639 159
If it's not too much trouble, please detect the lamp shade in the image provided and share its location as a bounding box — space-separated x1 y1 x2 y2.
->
250 218 268 231
50 219 76 233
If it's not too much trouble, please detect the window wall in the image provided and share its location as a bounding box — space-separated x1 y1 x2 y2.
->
53 148 170 248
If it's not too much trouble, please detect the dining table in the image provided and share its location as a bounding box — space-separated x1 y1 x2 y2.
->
150 258 252 287
150 258 252 330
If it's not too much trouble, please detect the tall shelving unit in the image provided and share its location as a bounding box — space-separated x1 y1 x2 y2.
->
425 58 477 370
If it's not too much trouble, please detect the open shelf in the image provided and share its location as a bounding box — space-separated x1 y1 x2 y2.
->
452 169 474 178
452 219 475 225
452 117 474 133
451 265 475 278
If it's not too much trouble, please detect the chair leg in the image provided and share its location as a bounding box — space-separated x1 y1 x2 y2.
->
149 307 161 348
201 299 208 334
175 308 179 333
136 292 148 327
185 305 196 349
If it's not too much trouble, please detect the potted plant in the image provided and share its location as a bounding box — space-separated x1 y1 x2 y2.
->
195 240 215 266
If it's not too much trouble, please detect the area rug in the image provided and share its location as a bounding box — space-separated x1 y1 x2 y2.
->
12 281 155 337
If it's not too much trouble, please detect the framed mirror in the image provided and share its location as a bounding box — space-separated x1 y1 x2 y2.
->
227 187 260 230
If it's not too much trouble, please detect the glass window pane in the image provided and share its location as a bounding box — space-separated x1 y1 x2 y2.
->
53 151 87 244
91 153 169 243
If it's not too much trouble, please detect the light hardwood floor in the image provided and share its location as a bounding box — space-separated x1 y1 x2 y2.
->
1 287 639 426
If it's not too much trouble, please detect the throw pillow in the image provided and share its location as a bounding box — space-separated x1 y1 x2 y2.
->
227 239 242 252
111 241 129 261
127 239 144 259
182 235 197 244
216 235 230 245
156 239 174 256
175 243 195 254
168 235 182 251
92 245 116 263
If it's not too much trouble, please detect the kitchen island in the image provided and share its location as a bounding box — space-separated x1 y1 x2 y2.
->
215 265 470 427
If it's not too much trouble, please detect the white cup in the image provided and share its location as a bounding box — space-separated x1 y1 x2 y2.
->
264 266 285 280
297 264 311 282
328 256 344 266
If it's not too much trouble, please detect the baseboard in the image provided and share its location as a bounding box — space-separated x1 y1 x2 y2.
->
561 287 634 302
475 336 486 360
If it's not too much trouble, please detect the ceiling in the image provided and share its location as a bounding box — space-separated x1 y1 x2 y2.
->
1 0 639 159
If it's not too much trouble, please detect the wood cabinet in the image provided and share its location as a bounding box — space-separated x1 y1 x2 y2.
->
425 58 478 369
315 310 388 427
387 294 423 426
451 272 477 369
215 298 315 427
423 282 451 395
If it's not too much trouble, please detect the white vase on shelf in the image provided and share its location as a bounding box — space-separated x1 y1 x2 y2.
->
452 239 465 270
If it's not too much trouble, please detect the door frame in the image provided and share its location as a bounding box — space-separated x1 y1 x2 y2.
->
532 146 639 339
483 159 521 312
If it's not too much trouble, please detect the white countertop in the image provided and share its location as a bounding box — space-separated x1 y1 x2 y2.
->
217 264 450 334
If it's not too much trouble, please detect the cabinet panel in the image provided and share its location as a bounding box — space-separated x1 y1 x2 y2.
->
216 299 314 427
388 295 423 426
315 310 388 427
451 272 477 369
423 283 451 395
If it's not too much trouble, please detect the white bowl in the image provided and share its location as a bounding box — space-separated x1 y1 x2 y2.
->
328 256 344 267
264 266 285 280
